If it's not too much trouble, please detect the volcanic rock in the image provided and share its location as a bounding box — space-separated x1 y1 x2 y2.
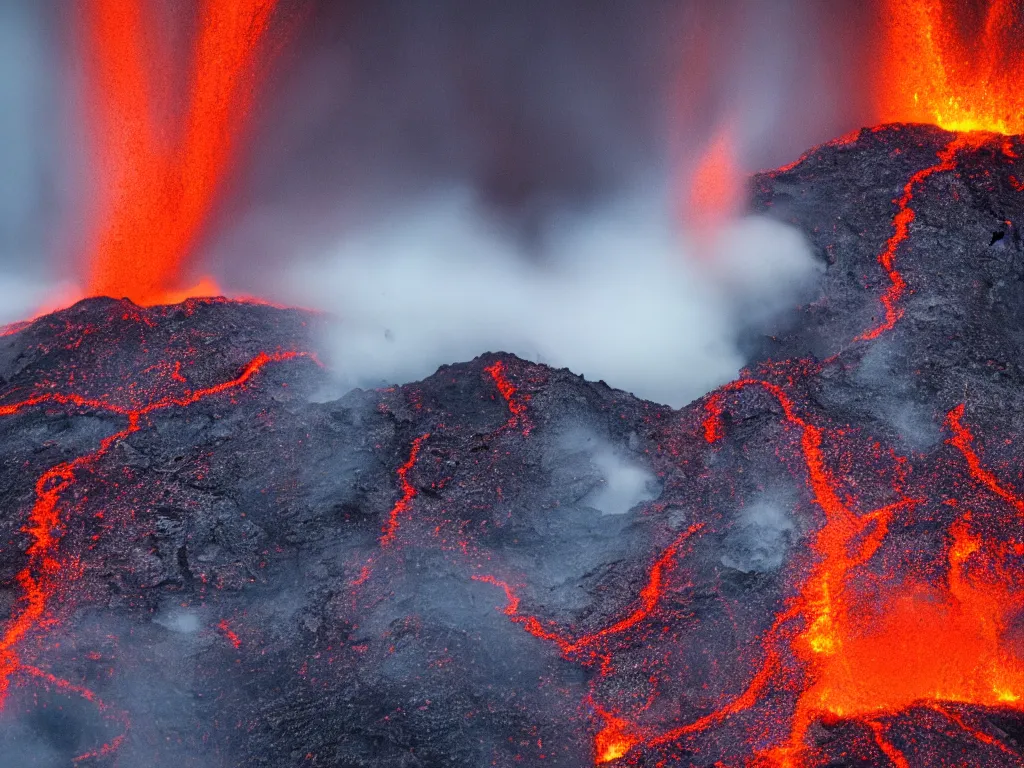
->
0 124 1022 767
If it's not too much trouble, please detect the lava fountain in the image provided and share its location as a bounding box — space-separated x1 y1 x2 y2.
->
877 0 1024 134
78 0 281 305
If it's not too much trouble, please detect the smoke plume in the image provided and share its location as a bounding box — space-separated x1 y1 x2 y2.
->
280 190 818 407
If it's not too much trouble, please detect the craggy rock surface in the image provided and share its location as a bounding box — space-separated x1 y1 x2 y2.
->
0 124 1022 767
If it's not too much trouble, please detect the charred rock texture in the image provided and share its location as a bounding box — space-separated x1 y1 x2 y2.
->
0 125 1023 767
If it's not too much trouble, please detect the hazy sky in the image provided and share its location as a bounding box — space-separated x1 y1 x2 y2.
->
0 0 873 403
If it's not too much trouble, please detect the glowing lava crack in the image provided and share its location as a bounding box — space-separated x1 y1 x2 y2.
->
0 348 312 761
855 132 984 342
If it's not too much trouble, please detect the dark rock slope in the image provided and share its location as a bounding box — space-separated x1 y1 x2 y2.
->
0 124 1022 767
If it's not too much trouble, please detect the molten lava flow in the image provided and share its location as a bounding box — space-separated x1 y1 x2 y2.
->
697 384 1024 765
766 129 862 177
22 665 130 762
485 360 532 435
379 433 431 547
593 708 640 764
857 132 980 342
780 516 1024 747
474 523 702 658
0 348 311 759
218 619 243 650
929 703 1022 758
476 371 1018 764
868 720 910 768
474 523 703 762
684 123 744 229
533 377 1024 765
79 0 280 305
878 0 1024 134
767 129 984 347
946 404 1024 517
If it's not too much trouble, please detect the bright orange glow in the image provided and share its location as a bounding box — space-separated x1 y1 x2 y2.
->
793 520 1024 724
593 711 639 764
857 132 983 341
150 275 223 305
685 124 744 228
879 0 1024 134
473 523 703 658
485 360 533 435
79 0 280 305
699 386 1024 764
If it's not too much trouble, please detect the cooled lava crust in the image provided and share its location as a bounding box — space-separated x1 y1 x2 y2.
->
1 124 1023 766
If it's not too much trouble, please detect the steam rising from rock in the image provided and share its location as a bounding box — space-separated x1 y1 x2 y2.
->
284 190 819 407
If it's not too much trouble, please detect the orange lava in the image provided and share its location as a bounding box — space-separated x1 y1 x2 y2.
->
485 360 532 435
878 0 1024 135
593 709 640 764
857 132 981 342
22 664 130 762
379 433 431 547
929 702 1022 758
789 518 1024 729
946 404 1024 518
766 129 863 177
79 0 280 305
0 349 313 759
473 523 703 659
218 619 243 650
697 383 1024 765
868 720 909 768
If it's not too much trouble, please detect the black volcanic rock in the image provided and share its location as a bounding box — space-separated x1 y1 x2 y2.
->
0 125 1022 767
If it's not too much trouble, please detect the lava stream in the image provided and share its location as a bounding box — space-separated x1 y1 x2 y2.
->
699 382 1024 766
485 360 532 435
21 664 130 763
474 522 703 658
0 349 312 759
379 433 431 547
946 403 1024 517
856 132 981 342
867 720 909 768
474 523 703 763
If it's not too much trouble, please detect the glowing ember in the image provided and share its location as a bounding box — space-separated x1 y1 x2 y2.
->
593 709 639 764
878 0 1024 134
79 0 280 305
474 522 702 657
218 619 243 650
946 404 1024 518
458 128 1024 760
2 2 1021 760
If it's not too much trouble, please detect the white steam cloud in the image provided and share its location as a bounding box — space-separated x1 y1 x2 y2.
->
583 446 660 516
283 188 819 407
